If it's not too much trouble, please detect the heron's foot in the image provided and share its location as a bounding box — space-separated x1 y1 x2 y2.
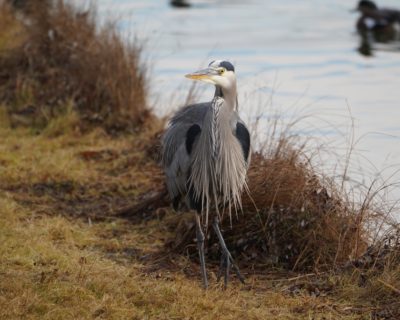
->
213 217 245 288
195 213 208 289
217 248 245 288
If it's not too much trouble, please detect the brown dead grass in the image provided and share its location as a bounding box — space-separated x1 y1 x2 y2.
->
0 103 396 319
338 231 400 319
0 122 375 320
0 1 150 132
0 108 165 221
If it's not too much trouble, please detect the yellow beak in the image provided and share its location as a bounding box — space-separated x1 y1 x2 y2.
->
185 67 219 82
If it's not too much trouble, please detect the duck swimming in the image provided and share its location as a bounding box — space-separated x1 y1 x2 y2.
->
170 0 191 8
354 0 400 32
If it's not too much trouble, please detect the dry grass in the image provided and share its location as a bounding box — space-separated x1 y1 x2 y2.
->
0 0 150 132
0 197 361 320
338 231 400 319
0 120 378 320
0 2 25 51
0 108 165 220
0 97 397 319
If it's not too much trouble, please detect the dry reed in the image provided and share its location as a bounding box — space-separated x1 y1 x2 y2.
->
0 0 150 132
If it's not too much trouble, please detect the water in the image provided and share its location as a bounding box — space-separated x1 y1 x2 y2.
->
80 0 400 211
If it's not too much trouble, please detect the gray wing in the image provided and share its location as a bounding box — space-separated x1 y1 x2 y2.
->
235 120 251 164
162 102 211 206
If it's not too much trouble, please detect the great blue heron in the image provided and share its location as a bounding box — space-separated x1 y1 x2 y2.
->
162 60 251 288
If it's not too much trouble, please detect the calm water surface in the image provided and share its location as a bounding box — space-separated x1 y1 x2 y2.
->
86 0 400 208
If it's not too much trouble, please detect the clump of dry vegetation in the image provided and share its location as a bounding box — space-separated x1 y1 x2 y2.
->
170 130 366 272
339 230 400 319
0 0 150 132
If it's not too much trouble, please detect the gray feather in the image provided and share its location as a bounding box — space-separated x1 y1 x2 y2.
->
162 99 250 223
162 103 210 202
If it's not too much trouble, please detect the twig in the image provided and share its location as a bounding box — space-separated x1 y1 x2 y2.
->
115 189 168 218
377 279 400 295
271 272 317 282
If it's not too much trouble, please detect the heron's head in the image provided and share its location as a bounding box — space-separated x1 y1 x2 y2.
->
185 60 236 93
356 0 378 14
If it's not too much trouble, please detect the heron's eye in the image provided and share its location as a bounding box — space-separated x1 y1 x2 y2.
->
218 68 225 75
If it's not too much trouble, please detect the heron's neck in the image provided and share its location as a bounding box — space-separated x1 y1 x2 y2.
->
210 91 236 159
214 86 238 111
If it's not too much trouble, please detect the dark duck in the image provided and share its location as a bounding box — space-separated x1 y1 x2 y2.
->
354 0 400 32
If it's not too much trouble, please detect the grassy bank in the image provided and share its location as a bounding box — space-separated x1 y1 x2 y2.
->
0 1 399 319
0 123 390 320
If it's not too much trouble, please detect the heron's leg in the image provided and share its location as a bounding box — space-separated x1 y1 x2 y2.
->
212 216 245 288
195 213 208 289
216 252 225 282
